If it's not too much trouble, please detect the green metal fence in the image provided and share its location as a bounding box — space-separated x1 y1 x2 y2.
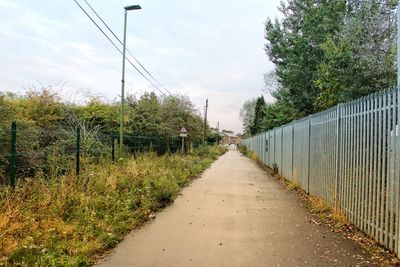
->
0 123 198 188
243 88 400 256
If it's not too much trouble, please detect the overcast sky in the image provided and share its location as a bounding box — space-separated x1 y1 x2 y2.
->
0 0 281 133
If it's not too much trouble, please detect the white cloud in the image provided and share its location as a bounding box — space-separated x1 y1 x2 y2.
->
0 0 282 133
0 0 17 9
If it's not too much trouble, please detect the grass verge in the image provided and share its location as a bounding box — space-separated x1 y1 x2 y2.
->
0 145 227 266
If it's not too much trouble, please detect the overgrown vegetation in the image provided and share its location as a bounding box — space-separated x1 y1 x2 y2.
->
0 88 210 183
0 86 226 265
0 145 227 266
241 0 397 137
238 144 259 162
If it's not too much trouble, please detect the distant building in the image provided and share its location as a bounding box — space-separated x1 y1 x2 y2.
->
220 130 241 145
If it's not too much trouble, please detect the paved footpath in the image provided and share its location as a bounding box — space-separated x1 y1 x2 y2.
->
97 150 375 267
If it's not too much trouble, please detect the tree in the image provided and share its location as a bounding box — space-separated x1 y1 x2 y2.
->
262 102 298 131
265 0 346 116
315 0 397 110
161 95 203 141
239 98 257 137
241 0 397 137
79 97 120 133
251 96 267 135
127 92 163 136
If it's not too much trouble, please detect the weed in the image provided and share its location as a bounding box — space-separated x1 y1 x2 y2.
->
309 196 331 213
0 145 227 266
330 208 350 227
250 151 259 161
287 181 301 191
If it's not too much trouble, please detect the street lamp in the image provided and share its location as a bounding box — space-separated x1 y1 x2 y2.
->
120 4 141 159
398 3 400 90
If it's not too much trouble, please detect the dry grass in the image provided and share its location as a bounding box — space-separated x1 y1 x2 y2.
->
0 146 227 266
238 145 259 162
250 152 259 161
308 195 332 213
330 208 350 228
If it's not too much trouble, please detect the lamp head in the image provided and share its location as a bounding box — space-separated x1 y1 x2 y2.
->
125 5 141 11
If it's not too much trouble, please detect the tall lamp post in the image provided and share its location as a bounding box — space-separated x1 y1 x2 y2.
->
120 4 141 159
397 3 400 90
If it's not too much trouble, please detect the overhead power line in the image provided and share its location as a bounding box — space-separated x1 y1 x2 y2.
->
83 0 173 95
72 0 168 96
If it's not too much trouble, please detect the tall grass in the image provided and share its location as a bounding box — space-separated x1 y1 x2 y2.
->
0 145 227 266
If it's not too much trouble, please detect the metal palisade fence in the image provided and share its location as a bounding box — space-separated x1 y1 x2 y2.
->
243 88 400 255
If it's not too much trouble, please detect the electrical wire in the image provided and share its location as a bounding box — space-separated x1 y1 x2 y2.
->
72 0 167 96
83 0 173 95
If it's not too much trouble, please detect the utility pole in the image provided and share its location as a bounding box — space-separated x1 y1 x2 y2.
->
203 99 208 145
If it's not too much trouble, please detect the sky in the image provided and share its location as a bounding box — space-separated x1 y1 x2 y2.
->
0 0 282 133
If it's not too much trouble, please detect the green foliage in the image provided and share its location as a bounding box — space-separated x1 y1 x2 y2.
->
261 101 298 131
127 92 163 136
241 95 297 135
79 97 120 133
315 1 397 110
288 181 301 191
0 146 227 266
160 95 204 141
0 88 205 182
251 96 267 135
205 129 222 144
242 1 397 135
239 98 257 137
265 0 346 116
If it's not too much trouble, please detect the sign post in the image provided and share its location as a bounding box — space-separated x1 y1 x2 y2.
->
179 127 188 154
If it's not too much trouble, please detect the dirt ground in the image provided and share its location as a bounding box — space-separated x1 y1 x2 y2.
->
97 150 376 267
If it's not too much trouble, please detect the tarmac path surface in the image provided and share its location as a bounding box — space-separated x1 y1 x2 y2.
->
97 150 375 267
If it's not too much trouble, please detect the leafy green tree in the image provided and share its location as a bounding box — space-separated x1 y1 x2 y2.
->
239 98 257 137
251 96 267 135
127 92 163 136
161 95 203 141
265 0 346 116
206 129 221 144
262 102 298 130
79 97 120 133
241 0 397 137
315 0 397 110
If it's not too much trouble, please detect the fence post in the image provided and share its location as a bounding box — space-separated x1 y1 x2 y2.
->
111 133 115 163
291 121 295 181
335 104 342 209
280 127 283 175
76 128 80 176
307 116 312 193
9 122 16 188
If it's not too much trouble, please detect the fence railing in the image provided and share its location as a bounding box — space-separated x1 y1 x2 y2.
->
0 122 196 187
242 88 400 256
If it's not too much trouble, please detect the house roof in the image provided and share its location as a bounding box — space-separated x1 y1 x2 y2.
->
222 132 238 138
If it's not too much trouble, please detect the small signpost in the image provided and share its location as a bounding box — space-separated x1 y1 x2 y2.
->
180 127 187 154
